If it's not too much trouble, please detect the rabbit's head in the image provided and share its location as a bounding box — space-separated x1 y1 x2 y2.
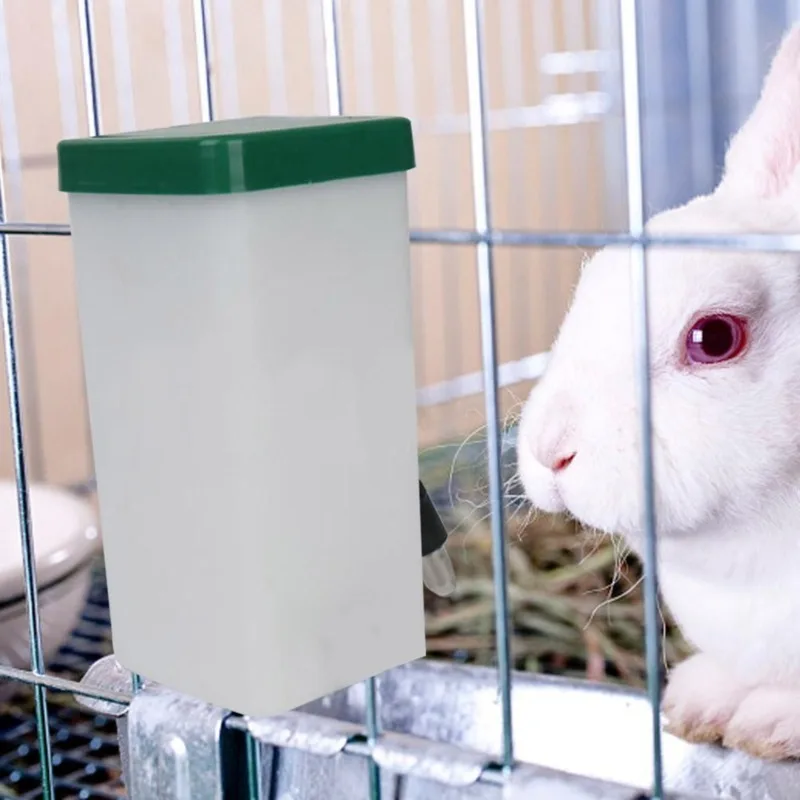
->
517 25 800 547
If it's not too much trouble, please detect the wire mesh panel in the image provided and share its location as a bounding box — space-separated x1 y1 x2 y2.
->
0 565 123 800
3 1 800 799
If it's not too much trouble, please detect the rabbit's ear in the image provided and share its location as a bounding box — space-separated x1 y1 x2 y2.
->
718 25 800 201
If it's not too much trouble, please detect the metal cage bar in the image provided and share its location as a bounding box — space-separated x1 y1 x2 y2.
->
321 0 344 117
6 221 800 253
77 0 101 138
463 0 515 773
193 0 215 122
618 1 664 797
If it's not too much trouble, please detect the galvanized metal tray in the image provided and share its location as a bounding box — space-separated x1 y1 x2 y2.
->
79 651 800 799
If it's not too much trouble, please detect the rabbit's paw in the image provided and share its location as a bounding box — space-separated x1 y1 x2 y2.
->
662 653 750 745
723 687 800 761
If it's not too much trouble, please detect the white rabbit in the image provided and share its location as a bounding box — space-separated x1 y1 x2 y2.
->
517 24 800 761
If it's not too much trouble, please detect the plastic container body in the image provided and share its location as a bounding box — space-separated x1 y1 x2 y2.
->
67 170 425 716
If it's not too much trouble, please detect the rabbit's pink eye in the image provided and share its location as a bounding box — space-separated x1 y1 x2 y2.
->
685 314 747 365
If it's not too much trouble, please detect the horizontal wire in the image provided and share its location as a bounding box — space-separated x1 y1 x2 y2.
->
0 222 70 235
227 714 506 780
412 229 800 251
5 221 800 253
0 663 131 706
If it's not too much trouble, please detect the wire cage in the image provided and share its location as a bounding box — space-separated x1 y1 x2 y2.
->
2 1 800 799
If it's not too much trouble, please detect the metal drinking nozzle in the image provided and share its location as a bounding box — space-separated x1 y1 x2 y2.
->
419 480 456 597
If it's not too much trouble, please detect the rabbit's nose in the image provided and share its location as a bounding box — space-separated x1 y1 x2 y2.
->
532 431 576 473
523 391 577 472
550 452 576 472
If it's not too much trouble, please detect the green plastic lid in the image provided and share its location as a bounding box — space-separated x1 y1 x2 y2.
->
57 116 415 196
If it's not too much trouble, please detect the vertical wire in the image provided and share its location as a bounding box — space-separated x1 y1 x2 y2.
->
320 0 343 116
76 0 101 494
0 4 53 789
618 2 663 797
463 0 514 772
307 0 328 115
246 725 263 800
77 0 101 137
193 0 215 122
365 676 381 800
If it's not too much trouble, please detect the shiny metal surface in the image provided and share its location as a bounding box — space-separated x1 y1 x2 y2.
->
371 730 487 787
321 0 343 116
248 710 363 756
463 0 515 771
0 661 130 708
126 684 230 800
297 659 800 800
365 675 382 799
0 222 71 235
244 706 668 799
77 0 101 137
192 0 214 122
75 653 134 795
74 653 800 799
76 652 134 714
504 764 663 799
618 1 664 796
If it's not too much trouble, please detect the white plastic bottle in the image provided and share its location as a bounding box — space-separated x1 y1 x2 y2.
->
58 116 426 717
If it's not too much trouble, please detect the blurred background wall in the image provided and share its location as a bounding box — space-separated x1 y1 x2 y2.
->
0 0 794 488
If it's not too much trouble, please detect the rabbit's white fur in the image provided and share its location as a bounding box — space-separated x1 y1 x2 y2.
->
517 25 800 760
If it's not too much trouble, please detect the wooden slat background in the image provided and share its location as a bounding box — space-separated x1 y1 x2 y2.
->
0 0 621 486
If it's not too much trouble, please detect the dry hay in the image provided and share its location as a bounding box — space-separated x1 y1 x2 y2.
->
419 436 692 689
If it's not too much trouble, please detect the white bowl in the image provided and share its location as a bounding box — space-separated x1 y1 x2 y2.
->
0 481 101 701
